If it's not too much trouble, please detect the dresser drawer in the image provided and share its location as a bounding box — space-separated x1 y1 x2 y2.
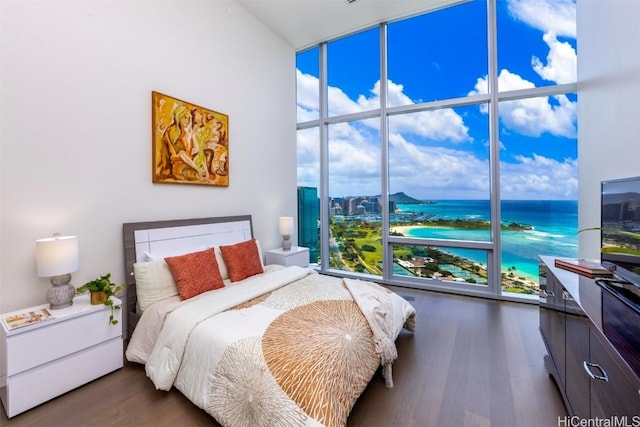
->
2 337 123 418
6 308 121 375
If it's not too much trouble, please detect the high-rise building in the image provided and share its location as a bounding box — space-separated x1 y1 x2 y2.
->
297 186 319 263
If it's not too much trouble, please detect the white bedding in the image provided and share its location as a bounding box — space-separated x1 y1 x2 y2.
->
125 264 287 365
145 265 314 390
127 265 416 426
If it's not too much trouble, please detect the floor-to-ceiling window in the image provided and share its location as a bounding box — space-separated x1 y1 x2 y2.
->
296 0 577 299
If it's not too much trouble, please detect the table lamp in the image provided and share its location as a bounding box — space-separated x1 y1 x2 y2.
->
36 233 79 309
278 217 294 251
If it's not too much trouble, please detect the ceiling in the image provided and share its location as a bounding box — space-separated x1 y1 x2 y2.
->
236 0 461 51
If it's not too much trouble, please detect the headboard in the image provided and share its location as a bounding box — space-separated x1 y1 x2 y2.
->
122 215 254 338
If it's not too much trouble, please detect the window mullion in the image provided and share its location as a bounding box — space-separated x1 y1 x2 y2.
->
487 0 501 295
380 22 391 281
319 42 330 271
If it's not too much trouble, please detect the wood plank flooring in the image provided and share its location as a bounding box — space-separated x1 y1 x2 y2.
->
0 287 566 427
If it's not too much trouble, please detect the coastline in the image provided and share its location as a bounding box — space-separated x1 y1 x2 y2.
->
390 225 539 289
391 225 431 234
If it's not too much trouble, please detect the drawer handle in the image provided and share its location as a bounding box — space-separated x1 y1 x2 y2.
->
583 361 609 382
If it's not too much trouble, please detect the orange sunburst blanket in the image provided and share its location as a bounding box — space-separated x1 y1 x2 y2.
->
145 268 416 427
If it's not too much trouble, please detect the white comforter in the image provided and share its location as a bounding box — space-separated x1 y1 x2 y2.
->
145 265 313 390
129 266 416 427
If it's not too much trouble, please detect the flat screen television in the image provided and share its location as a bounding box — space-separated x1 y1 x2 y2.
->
600 176 640 290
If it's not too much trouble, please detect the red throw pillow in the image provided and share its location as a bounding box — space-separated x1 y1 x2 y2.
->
164 248 224 300
220 239 264 282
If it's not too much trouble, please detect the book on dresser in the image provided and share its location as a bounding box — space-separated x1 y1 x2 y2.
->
553 258 614 278
2 308 54 330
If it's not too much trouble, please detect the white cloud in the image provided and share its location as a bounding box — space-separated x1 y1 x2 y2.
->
373 80 411 109
532 32 577 84
297 71 472 142
470 69 576 138
298 120 577 200
472 68 535 94
297 70 403 120
296 67 576 200
506 0 577 85
389 108 471 143
328 85 364 116
507 0 576 38
296 127 320 186
297 120 383 197
501 93 576 138
296 69 319 122
329 134 378 173
378 80 472 142
388 134 576 200
388 134 490 199
500 153 577 199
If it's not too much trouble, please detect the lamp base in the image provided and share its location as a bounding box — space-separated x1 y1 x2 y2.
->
281 235 292 251
48 273 75 310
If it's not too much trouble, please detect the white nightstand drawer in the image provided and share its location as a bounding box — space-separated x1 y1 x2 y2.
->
6 307 121 375
1 295 123 418
2 338 123 418
266 247 310 267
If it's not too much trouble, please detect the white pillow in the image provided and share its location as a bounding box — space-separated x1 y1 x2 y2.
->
144 248 230 281
133 260 179 312
255 239 265 266
141 239 264 282
213 246 230 281
143 251 157 262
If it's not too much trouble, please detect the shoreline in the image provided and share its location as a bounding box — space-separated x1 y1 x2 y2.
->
390 225 539 287
391 225 428 234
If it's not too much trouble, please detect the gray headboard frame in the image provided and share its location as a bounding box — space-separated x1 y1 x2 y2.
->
122 215 253 338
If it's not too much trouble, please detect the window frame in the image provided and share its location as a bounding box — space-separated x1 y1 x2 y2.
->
296 0 577 301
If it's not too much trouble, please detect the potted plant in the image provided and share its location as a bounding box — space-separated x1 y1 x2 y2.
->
76 273 124 325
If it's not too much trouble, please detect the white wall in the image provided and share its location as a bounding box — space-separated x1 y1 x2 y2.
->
577 0 640 259
0 0 297 314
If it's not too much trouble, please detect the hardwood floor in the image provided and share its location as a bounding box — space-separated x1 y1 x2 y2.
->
0 288 566 427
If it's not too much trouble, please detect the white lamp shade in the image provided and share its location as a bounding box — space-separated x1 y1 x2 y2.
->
278 217 294 235
36 235 79 277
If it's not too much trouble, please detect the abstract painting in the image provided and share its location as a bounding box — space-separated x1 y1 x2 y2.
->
152 91 229 186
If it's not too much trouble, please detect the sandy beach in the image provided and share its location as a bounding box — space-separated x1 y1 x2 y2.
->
391 225 431 235
390 224 539 290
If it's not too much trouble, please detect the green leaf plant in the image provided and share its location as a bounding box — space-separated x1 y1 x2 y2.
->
75 273 124 325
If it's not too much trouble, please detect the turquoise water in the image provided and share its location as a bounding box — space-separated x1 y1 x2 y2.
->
395 200 578 280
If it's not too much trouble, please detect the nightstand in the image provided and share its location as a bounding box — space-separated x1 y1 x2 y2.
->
0 294 123 418
265 246 310 267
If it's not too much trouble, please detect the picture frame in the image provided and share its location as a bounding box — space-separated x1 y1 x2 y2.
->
152 91 229 186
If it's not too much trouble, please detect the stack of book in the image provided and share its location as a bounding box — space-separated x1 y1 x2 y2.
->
554 258 614 279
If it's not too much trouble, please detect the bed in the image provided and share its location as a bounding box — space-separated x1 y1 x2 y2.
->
122 215 416 427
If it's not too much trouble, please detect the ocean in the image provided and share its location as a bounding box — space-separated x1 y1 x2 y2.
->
395 200 579 280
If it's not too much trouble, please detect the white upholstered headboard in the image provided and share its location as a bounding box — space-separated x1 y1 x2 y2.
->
122 215 253 337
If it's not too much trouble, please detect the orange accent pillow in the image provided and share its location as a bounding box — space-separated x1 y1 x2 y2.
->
164 248 224 300
220 239 264 282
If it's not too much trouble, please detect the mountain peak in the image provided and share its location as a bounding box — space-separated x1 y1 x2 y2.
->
389 192 425 204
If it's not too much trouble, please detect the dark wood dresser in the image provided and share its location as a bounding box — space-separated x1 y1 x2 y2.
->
539 255 640 418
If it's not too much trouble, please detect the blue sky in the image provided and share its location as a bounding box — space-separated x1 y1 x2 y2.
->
296 0 577 201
